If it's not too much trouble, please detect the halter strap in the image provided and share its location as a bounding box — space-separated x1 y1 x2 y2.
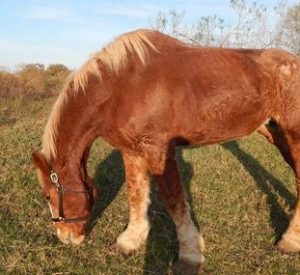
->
49 170 92 223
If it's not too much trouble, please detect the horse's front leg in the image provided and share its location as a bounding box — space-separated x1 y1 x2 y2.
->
113 152 150 255
147 149 204 274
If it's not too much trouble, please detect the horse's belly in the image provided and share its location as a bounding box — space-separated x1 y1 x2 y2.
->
188 116 266 145
176 97 267 145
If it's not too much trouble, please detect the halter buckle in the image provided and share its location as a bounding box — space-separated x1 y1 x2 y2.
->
50 171 62 191
50 171 59 184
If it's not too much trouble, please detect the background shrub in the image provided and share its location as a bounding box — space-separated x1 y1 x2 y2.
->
44 64 71 95
0 63 71 100
0 70 22 99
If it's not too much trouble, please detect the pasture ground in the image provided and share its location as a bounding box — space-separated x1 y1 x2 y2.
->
1 97 300 274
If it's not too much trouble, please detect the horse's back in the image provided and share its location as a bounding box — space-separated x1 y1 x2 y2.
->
105 30 300 147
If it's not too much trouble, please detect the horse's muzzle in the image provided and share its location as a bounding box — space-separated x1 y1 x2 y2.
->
57 228 85 245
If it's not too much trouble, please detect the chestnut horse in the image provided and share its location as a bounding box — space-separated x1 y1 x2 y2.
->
33 29 300 273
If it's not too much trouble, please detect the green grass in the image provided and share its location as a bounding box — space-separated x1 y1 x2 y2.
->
1 98 300 274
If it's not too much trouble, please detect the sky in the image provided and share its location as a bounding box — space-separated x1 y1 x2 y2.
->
0 0 298 70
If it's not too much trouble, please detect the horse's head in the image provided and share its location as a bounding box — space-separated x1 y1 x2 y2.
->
32 152 97 245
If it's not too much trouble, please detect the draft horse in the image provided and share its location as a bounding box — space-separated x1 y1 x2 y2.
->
33 29 300 273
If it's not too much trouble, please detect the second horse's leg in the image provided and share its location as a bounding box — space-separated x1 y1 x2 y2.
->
152 153 204 273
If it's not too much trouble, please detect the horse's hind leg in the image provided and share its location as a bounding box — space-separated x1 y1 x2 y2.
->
272 122 300 252
258 123 275 144
148 149 204 273
113 152 150 254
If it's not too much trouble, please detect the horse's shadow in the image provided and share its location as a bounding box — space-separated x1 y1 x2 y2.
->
87 140 296 274
222 141 296 239
85 150 125 234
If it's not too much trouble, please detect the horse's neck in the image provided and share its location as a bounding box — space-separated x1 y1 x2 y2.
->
54 93 98 168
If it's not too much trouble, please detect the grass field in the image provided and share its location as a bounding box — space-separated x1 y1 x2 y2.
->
1 97 300 274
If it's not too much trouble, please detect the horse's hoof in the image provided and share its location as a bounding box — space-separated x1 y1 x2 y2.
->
276 237 300 254
172 259 201 275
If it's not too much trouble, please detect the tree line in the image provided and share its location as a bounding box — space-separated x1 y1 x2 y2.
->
152 0 300 55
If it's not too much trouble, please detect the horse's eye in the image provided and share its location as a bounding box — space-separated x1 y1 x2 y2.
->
45 196 50 201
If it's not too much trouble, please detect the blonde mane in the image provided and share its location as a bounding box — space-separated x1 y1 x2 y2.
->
73 29 157 92
41 78 71 161
41 29 157 161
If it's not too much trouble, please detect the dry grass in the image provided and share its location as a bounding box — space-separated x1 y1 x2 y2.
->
1 97 300 274
0 64 70 100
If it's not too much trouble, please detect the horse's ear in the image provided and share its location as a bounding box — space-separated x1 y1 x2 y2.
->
32 152 49 175
32 152 52 193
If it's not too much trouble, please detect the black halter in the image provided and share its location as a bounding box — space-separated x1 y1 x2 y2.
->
49 170 92 223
